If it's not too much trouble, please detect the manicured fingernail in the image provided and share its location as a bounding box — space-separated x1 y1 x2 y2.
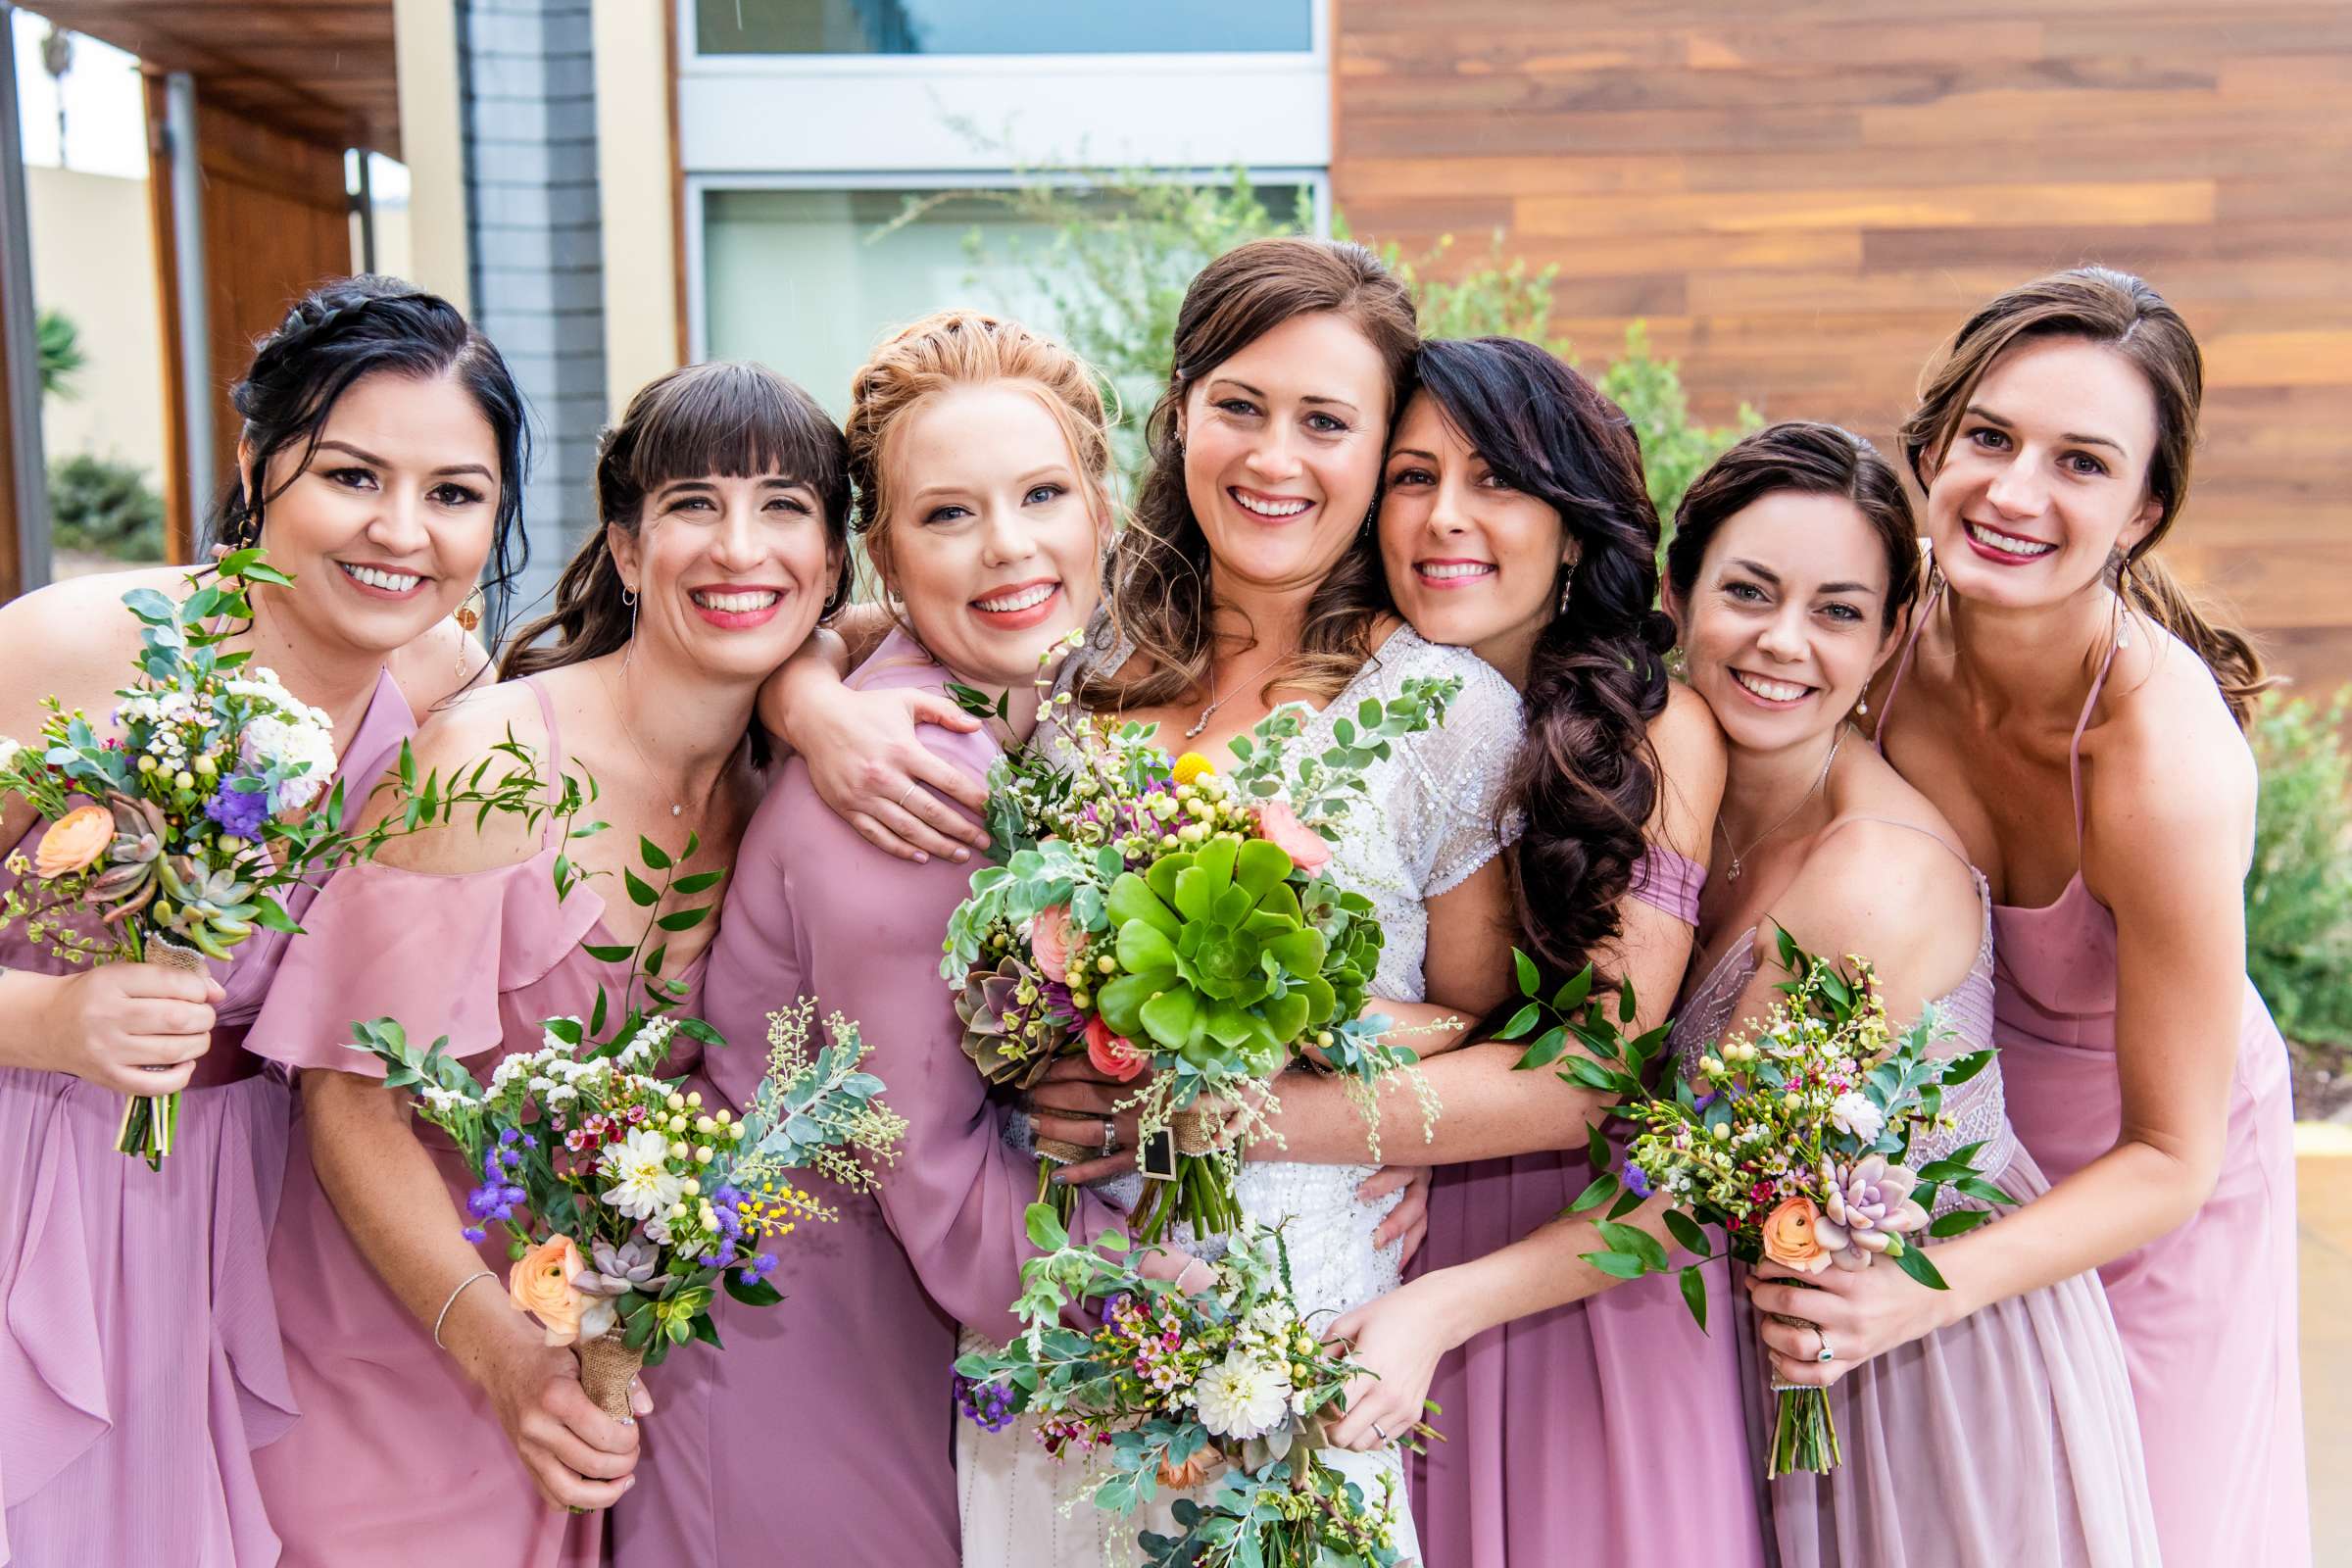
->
953 849 971 862
912 852 929 864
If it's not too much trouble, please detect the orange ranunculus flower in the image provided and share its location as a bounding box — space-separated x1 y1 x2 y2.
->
1029 905 1075 985
34 805 114 879
510 1234 589 1347
1085 1014 1147 1083
1759 1195 1833 1275
1251 799 1331 873
1158 1449 1221 1489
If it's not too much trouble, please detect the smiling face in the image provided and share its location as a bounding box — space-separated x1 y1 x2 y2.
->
1177 311 1393 601
1378 390 1568 667
608 470 841 683
1922 336 2164 609
247 368 501 657
1674 490 1898 754
877 381 1102 689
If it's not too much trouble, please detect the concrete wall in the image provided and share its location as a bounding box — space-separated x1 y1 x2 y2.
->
24 164 164 481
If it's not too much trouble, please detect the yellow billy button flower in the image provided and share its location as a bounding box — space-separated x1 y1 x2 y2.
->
1171 752 1216 786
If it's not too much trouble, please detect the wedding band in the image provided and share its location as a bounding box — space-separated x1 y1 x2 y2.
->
1371 1421 1388 1441
1816 1329 1836 1363
1100 1118 1119 1156
896 782 917 810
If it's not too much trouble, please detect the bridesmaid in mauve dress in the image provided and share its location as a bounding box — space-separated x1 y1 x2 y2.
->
1844 268 2308 1565
0 278 521 1567
1675 423 2156 1565
243 362 853 1566
615 311 1132 1567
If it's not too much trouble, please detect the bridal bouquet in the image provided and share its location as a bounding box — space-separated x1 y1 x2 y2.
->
1504 929 2011 1475
353 989 906 1419
953 1203 1413 1568
942 638 1454 1241
0 550 553 1165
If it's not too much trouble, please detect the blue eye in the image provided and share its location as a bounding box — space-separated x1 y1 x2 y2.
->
1024 483 1064 507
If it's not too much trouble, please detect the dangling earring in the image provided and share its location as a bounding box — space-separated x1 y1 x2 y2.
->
452 587 484 680
1361 500 1379 536
1854 694 1870 718
621 583 639 669
1557 560 1578 614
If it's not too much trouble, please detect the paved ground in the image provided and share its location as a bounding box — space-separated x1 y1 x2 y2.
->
2300 1125 2349 1564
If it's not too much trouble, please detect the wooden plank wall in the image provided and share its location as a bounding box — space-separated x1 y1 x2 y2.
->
144 76 353 559
1332 0 2352 697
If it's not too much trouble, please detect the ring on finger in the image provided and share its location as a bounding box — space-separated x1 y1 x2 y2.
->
1370 1420 1388 1442
896 782 918 810
1815 1326 1835 1363
1100 1117 1119 1157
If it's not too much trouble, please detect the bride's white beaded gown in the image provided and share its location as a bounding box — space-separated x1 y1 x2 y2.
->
956 621 1523 1567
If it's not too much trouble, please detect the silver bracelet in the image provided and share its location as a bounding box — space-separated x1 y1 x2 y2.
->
433 1269 497 1349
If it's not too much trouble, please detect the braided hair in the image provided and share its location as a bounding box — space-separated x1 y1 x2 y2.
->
211 274 531 640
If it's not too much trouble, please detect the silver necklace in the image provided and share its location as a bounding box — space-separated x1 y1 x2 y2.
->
605 663 688 817
1716 724 1845 881
1185 649 1288 740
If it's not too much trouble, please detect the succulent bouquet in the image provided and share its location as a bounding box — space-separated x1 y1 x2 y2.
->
352 984 906 1420
953 1203 1415 1568
942 638 1455 1241
0 551 556 1165
1503 930 2012 1475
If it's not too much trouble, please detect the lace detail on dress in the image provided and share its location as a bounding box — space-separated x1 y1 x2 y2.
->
1665 872 2021 1229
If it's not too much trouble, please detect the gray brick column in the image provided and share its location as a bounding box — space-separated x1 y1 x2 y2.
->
460 0 607 628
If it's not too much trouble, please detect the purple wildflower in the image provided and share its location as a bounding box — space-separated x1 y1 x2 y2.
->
954 1371 1017 1434
1617 1158 1654 1200
204 783 270 840
461 1225 487 1244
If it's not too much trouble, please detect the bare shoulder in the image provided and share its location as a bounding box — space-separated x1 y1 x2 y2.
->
364 679 556 873
385 617 496 719
0 567 185 730
2084 622 2257 856
1770 812 1981 997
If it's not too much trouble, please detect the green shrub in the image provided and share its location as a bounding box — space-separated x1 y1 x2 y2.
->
2247 688 2352 1047
36 307 84 399
931 167 1753 519
47 453 165 561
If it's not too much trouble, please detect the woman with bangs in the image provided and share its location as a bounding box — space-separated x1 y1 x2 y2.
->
241 361 853 1566
615 310 1146 1568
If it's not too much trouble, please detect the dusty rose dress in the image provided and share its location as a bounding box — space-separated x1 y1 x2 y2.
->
1671 844 2159 1567
615 630 1125 1568
1881 607 2310 1565
242 677 685 1568
1411 848 1769 1568
0 666 411 1568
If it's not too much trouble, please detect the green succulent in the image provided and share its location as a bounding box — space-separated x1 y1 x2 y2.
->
155 854 260 957
1095 835 1332 1072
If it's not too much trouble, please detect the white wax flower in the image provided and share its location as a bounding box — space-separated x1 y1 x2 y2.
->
599 1126 686 1222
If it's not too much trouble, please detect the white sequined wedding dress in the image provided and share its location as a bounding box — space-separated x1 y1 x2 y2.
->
956 622 1522 1567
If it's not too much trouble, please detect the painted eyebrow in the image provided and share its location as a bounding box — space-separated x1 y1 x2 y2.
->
315 440 494 481
1962 404 2127 455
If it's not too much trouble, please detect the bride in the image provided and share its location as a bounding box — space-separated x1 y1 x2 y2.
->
982 236 1517 1563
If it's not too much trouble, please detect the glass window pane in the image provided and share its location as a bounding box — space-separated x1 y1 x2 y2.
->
694 0 1310 56
702 185 1301 425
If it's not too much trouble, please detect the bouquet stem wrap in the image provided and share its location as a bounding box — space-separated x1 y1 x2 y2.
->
575 1328 646 1423
1763 1279 1840 1476
115 935 207 1169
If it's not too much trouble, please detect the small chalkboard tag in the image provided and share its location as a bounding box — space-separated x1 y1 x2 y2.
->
1138 1128 1179 1182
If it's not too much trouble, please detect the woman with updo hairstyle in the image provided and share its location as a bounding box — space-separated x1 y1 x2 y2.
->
244 359 850 1565
616 310 1152 1568
0 273 526 1562
1856 268 2308 1564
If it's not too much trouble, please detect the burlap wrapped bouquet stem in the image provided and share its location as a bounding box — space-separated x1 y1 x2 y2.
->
575 1328 645 1423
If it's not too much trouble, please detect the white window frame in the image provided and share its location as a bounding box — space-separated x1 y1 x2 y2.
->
685 168 1334 363
674 0 1331 177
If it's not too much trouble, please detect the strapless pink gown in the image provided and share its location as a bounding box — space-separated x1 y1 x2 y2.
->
0 666 411 1567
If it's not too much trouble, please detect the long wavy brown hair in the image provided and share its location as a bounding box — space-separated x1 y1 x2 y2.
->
1899 266 2271 724
1080 237 1419 711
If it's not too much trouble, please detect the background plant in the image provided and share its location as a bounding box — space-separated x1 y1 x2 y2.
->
36 306 83 399
48 453 165 561
895 164 1757 521
2247 688 2352 1051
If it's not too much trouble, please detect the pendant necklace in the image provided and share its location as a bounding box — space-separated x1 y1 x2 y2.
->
1716 724 1845 881
606 663 688 817
1185 648 1289 740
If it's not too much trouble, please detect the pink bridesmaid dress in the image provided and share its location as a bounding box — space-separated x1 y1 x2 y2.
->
0 666 411 1568
1882 613 2310 1565
1672 852 2158 1567
1410 848 1770 1568
241 677 688 1568
616 629 1125 1568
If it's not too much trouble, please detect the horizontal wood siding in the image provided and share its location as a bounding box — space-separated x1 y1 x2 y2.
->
1333 1 2352 695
